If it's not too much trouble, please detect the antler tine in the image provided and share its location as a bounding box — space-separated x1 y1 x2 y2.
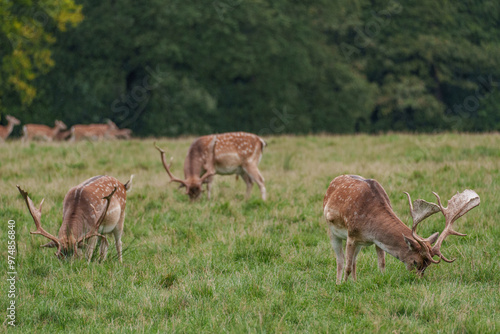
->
16 185 62 256
404 191 440 264
200 170 216 183
154 142 188 186
404 192 421 237
431 190 480 263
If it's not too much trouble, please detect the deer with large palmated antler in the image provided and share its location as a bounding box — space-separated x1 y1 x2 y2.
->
323 175 480 284
22 120 67 142
155 132 267 201
17 175 133 262
0 115 21 141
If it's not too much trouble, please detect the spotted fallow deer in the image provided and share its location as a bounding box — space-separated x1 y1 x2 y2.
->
0 115 21 141
155 132 267 201
17 175 133 262
22 120 67 142
69 120 118 141
323 175 480 284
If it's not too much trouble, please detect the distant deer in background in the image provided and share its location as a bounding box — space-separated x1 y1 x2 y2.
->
0 115 21 141
17 175 133 262
22 120 67 142
323 174 480 284
69 120 118 141
155 132 267 201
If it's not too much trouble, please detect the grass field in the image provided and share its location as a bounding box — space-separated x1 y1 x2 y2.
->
1 134 499 333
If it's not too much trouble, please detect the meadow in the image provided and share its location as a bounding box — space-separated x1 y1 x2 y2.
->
0 134 498 333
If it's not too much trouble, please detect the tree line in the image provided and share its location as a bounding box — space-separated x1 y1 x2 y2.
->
1 0 499 137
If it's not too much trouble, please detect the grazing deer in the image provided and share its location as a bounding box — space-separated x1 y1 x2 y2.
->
0 115 21 141
323 175 480 284
22 120 67 142
17 175 133 262
155 132 267 200
69 120 118 141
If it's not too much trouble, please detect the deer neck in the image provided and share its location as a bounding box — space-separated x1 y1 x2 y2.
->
5 121 15 136
184 140 207 179
60 205 95 241
370 211 414 263
51 125 62 137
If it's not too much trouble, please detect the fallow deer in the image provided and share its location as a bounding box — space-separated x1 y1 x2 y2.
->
0 115 21 141
17 175 133 262
22 120 67 142
69 120 118 141
155 132 267 201
323 174 480 284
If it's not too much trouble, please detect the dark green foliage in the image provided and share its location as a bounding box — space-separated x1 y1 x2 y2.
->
2 1 500 134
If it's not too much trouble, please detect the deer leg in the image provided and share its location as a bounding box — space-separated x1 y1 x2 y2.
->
85 236 98 263
98 236 109 262
244 165 266 200
241 173 254 199
328 226 345 284
344 237 360 282
113 215 125 263
375 245 386 273
351 246 363 281
201 175 214 200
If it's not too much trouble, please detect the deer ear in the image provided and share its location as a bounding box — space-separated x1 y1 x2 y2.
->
41 241 57 248
424 232 440 245
403 234 419 251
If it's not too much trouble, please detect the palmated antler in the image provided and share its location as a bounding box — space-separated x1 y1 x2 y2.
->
404 192 441 264
17 185 62 256
77 187 117 249
154 142 188 187
431 190 480 262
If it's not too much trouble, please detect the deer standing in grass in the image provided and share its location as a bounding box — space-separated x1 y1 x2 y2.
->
0 115 21 141
69 120 118 141
323 174 480 284
22 120 67 142
155 132 267 200
17 175 133 262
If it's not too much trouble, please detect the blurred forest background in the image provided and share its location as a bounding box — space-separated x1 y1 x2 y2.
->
1 0 500 137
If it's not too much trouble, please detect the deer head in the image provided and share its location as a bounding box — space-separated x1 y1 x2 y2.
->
6 115 20 126
55 120 67 131
154 140 216 200
0 115 21 140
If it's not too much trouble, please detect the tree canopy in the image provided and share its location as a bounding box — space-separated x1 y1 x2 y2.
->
1 0 499 135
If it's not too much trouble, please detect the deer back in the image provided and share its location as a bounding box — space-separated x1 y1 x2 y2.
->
184 132 265 178
214 132 266 169
70 124 114 140
59 176 127 244
23 124 52 139
323 175 417 252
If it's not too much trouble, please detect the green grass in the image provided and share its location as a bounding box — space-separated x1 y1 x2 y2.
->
0 134 499 333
